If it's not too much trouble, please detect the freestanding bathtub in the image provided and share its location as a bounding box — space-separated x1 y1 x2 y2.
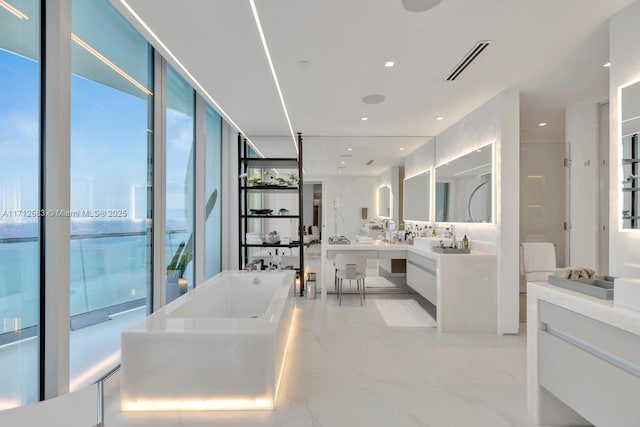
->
120 270 296 411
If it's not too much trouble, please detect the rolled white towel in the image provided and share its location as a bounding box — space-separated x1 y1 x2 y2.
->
565 266 596 280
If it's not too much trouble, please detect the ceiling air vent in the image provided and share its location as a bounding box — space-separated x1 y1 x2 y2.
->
446 40 492 81
366 160 374 165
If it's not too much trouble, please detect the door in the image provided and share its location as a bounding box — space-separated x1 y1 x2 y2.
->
520 143 569 267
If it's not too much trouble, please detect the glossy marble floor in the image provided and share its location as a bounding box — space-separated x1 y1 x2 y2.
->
104 294 527 427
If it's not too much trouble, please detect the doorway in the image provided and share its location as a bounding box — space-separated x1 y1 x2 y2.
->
520 142 569 320
303 181 324 295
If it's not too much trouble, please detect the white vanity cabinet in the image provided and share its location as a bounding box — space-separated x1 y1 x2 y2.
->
406 247 497 333
528 282 640 426
406 251 437 305
324 242 497 333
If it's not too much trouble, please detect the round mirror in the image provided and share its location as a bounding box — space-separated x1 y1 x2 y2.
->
383 219 397 231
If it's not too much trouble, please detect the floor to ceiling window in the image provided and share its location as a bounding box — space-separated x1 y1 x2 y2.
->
165 64 194 301
69 0 153 390
205 106 222 279
0 0 41 410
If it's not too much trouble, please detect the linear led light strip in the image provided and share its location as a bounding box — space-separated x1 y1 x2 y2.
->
0 0 28 19
71 34 152 96
117 0 265 158
249 0 298 155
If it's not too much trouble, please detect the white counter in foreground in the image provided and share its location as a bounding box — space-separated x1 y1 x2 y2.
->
527 281 640 426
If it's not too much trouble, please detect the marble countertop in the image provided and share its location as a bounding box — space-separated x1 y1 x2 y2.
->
325 241 493 258
325 241 408 251
528 281 640 336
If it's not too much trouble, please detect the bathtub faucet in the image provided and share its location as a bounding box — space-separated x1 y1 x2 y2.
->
245 259 264 271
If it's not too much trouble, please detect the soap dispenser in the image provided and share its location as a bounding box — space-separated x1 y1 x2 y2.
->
463 234 469 249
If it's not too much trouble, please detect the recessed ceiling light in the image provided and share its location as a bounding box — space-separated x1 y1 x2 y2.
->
385 61 395 67
400 147 405 151
340 161 345 164
436 116 444 121
538 122 547 127
476 149 482 153
347 148 353 151
362 94 386 104
603 62 611 68
361 117 368 121
338 170 342 174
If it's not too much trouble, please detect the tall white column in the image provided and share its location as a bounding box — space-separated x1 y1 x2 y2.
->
194 95 206 286
152 52 166 311
43 0 71 399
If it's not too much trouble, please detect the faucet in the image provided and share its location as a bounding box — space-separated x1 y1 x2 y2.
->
245 258 264 271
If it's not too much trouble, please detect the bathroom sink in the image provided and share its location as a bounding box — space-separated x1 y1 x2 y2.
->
548 275 615 300
432 247 470 254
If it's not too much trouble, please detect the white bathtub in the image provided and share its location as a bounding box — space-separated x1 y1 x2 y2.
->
120 270 296 411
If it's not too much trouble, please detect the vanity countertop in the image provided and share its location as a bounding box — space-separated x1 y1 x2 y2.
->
528 280 640 336
325 241 494 259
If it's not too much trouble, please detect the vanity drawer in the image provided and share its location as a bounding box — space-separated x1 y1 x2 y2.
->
539 301 640 367
378 250 407 259
407 259 437 305
407 251 437 271
539 330 640 426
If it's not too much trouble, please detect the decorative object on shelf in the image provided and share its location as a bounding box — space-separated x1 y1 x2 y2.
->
267 230 280 244
623 210 631 219
249 208 273 215
278 208 290 215
622 174 639 184
239 171 299 187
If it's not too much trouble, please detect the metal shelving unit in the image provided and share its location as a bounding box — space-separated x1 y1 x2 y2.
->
238 133 305 295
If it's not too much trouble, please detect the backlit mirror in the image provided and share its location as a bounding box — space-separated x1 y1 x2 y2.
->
621 80 640 230
435 143 493 223
403 171 430 222
377 186 391 218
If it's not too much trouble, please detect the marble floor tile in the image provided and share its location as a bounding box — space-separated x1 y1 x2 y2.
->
105 294 527 427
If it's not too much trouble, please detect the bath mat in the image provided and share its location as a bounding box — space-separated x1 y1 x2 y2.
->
375 299 436 327
364 276 398 288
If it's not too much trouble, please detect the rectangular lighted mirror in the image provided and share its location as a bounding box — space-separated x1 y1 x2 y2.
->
435 143 493 223
620 80 640 230
377 185 391 218
403 171 430 222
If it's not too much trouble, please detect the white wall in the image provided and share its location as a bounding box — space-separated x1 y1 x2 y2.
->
221 121 238 269
405 138 435 178
302 183 314 226
404 91 520 334
566 102 600 268
305 175 376 240
609 1 640 278
435 90 520 334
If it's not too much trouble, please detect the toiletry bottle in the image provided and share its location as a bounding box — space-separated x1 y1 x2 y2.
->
463 234 469 249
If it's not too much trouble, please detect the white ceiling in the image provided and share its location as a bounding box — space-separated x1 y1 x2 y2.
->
114 0 632 176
